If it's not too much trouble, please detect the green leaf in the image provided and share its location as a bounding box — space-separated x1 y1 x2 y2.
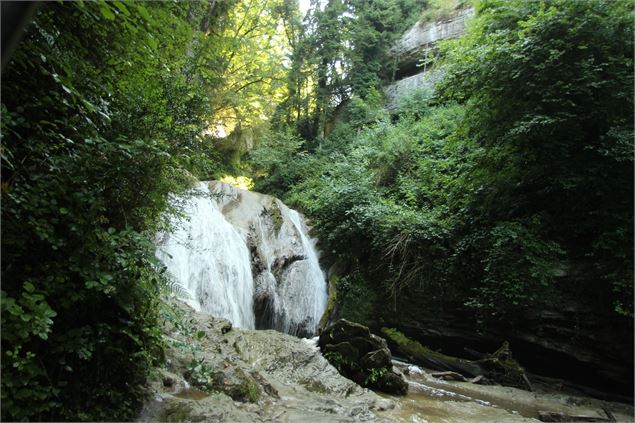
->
147 36 158 51
135 4 151 20
99 2 115 21
112 1 130 16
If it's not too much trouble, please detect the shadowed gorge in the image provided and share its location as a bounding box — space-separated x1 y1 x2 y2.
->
1 0 632 421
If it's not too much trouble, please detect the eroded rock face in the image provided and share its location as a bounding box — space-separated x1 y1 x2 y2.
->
137 302 395 423
384 68 445 110
389 8 474 74
392 294 634 401
319 320 408 395
384 8 473 109
211 181 328 337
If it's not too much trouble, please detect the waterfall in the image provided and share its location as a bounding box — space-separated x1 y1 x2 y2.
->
156 183 255 329
274 209 328 335
156 181 328 337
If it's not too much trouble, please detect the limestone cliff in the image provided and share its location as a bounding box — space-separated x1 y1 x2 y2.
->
385 8 474 108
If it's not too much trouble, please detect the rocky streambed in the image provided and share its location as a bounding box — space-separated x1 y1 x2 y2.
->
384 360 634 423
138 301 634 422
138 301 395 422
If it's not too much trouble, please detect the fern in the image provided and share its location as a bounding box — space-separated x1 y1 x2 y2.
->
162 276 190 300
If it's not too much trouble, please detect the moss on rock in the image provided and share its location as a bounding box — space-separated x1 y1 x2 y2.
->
319 272 339 330
161 402 205 423
381 328 531 390
320 320 408 395
300 378 331 394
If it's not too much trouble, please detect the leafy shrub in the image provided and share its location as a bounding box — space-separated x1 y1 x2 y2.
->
0 2 220 420
250 129 309 198
336 271 380 326
441 0 634 317
465 220 565 318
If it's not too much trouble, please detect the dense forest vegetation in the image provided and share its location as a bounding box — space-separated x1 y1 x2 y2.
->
1 0 632 421
252 0 632 336
1 1 290 419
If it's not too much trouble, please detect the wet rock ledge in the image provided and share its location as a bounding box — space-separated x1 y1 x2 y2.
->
137 301 395 422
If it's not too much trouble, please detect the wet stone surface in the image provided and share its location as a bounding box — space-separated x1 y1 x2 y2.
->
139 301 633 423
137 301 394 422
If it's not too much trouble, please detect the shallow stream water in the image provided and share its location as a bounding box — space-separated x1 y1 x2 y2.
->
382 361 634 423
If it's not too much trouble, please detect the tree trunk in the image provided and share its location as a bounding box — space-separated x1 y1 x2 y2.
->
382 329 532 390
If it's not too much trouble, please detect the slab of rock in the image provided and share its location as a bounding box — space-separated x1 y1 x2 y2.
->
138 302 394 422
389 8 474 70
319 319 408 395
538 410 615 422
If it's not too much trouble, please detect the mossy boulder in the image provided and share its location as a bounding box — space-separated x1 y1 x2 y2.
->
376 371 409 395
360 348 392 369
184 365 261 403
323 341 359 359
319 319 408 395
215 368 261 403
319 320 372 347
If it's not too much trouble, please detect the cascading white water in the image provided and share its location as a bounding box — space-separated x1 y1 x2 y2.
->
156 181 328 337
275 209 328 335
156 183 255 329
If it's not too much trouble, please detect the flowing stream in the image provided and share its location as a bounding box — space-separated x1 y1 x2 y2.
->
155 181 327 336
382 360 635 423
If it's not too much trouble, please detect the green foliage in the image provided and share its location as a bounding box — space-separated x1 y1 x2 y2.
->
336 272 379 326
393 87 434 120
323 351 345 372
441 0 634 316
283 103 474 300
196 0 290 134
420 0 471 24
344 88 391 130
219 175 255 191
255 0 633 330
185 357 218 391
464 220 565 318
273 0 424 138
0 1 232 420
250 129 308 197
364 367 388 385
235 378 260 403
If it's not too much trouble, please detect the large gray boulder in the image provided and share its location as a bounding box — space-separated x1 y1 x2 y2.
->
389 8 474 72
138 301 395 422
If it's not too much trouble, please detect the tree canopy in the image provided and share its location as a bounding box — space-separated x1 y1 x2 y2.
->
0 1 291 420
